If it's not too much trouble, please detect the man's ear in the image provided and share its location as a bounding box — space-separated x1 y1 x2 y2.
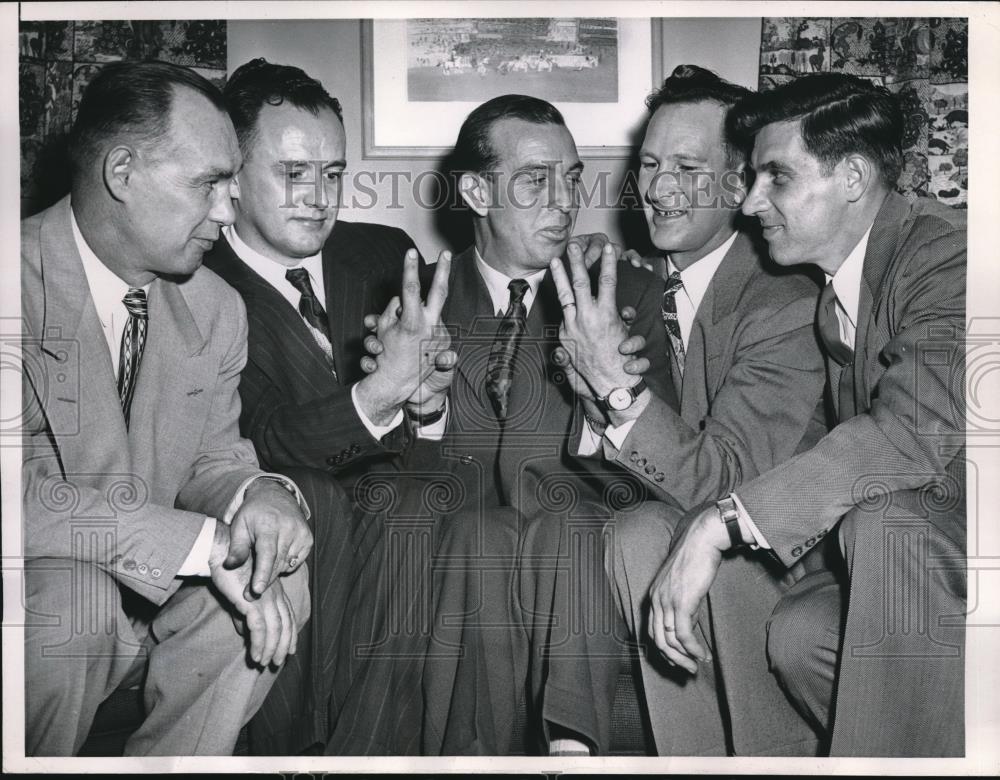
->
459 172 490 217
842 154 874 203
103 145 135 202
231 174 241 200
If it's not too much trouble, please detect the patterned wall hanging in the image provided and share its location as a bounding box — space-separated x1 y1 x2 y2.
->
759 17 967 208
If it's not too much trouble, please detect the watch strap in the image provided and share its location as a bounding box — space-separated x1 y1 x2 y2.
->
716 496 745 549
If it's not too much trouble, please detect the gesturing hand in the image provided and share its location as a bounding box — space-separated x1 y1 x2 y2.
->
356 250 455 424
225 479 312 599
550 242 650 401
647 504 730 674
210 524 301 668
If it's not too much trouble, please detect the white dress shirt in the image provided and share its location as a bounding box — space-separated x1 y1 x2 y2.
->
72 208 309 577
474 248 548 316
579 231 738 454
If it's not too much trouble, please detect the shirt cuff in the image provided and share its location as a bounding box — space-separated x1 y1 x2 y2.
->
352 382 404 440
604 418 638 451
415 397 449 441
221 473 311 525
176 516 217 577
730 492 771 550
577 417 603 456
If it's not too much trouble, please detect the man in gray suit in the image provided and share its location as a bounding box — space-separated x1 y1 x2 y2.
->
547 65 827 755
21 61 312 756
649 73 966 756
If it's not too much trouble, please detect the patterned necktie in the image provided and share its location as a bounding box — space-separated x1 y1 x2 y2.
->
285 267 336 377
662 270 686 375
117 287 148 429
485 278 530 420
817 281 854 366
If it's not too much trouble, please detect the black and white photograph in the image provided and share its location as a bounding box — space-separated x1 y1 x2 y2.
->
2 0 999 774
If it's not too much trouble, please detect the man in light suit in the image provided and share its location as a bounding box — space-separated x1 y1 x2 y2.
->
652 73 966 756
21 61 312 756
547 65 828 755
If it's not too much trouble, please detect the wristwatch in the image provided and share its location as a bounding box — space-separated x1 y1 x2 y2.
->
597 379 647 413
716 495 746 549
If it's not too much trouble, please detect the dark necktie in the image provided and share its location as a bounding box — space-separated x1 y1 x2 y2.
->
662 270 686 375
117 287 148 429
285 267 336 376
486 278 530 420
817 281 854 366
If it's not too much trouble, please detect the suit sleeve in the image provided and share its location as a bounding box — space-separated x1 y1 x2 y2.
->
736 229 966 567
611 290 826 509
236 227 418 473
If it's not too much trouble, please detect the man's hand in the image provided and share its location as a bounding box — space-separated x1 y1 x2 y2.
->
647 504 731 674
567 232 624 269
356 249 455 425
225 479 312 599
550 242 650 410
210 524 300 668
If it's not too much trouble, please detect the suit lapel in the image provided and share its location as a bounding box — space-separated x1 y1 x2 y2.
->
322 225 375 382
444 246 499 399
37 198 128 477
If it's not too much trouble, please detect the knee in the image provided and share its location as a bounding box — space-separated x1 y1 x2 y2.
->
611 501 677 570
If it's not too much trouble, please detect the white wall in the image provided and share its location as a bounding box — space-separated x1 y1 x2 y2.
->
227 18 761 258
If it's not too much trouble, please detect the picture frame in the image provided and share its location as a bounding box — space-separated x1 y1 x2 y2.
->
361 17 663 159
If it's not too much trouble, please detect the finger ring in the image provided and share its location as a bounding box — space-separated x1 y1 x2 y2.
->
287 556 299 568
664 626 676 632
561 302 576 310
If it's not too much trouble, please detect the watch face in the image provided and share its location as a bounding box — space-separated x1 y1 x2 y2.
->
607 387 633 411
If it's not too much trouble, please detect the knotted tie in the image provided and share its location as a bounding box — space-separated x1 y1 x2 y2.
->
816 281 854 366
285 267 336 376
117 287 148 428
661 270 686 375
486 278 530 420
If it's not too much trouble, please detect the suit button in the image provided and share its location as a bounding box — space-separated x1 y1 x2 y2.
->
644 464 655 475
629 452 639 464
636 457 647 468
805 537 816 548
123 559 136 571
791 546 803 558
460 455 474 465
151 568 162 579
110 554 123 566
326 456 337 466
350 444 361 454
137 563 148 575
654 473 665 483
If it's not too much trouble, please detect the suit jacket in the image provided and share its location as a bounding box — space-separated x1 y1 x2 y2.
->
202 221 418 478
738 192 967 756
608 230 827 508
21 196 262 606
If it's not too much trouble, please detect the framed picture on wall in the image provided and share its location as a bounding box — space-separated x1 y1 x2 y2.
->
361 17 662 158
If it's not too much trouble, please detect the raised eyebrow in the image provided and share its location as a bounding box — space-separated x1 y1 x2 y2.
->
198 167 236 182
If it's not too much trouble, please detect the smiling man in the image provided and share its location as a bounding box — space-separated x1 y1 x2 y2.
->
650 72 966 757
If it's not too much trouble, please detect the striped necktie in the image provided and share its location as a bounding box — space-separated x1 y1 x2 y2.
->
486 278 530 420
117 287 148 429
817 281 854 366
662 270 686 375
285 267 337 377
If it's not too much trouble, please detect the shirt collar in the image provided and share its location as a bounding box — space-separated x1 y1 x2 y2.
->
666 230 738 313
826 223 874 329
70 201 147 324
474 248 547 315
224 224 325 296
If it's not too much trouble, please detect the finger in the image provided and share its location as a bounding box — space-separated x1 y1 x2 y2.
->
661 603 699 673
363 313 379 332
257 592 281 668
552 345 571 368
618 334 646 356
378 296 401 333
364 334 384 356
249 534 278 599
399 249 421 319
565 242 593 310
649 594 670 660
271 588 294 667
434 349 458 371
548 258 577 321
425 250 452 316
360 355 377 374
582 232 608 269
245 605 265 665
595 242 618 310
224 520 252 570
619 305 637 327
622 248 643 269
623 357 651 375
674 606 709 664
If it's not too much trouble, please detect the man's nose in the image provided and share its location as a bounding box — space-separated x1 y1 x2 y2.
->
742 179 768 217
209 182 237 226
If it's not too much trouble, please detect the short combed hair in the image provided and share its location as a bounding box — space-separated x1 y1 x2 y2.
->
224 58 344 157
452 94 566 175
69 60 225 175
728 72 904 189
645 64 754 166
